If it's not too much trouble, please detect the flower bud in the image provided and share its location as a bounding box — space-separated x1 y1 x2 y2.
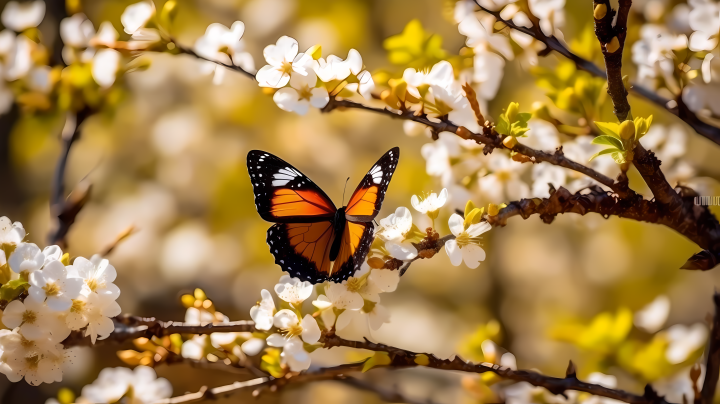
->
606 37 620 53
593 3 607 19
367 257 385 269
619 120 635 140
503 136 518 148
506 102 519 123
488 203 499 216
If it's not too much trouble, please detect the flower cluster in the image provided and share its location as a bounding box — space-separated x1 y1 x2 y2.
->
254 36 374 115
0 217 121 386
47 365 172 404
248 269 399 375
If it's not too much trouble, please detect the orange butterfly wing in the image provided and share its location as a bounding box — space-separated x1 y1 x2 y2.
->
248 151 336 223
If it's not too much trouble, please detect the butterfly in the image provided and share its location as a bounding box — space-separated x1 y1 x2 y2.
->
247 147 400 284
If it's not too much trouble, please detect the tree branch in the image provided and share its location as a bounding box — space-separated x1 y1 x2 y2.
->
62 315 256 347
48 107 93 248
594 0 632 121
701 292 720 404
472 0 720 146
322 98 631 197
65 315 672 404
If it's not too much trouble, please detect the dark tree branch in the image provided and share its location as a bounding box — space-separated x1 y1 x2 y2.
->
67 316 673 404
593 0 632 121
62 315 256 347
48 107 93 248
701 293 720 404
399 234 455 276
472 0 720 145
322 98 631 197
174 43 256 80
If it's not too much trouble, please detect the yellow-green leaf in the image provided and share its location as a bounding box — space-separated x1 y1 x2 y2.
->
591 135 624 150
0 279 29 301
595 121 621 138
362 352 392 372
588 148 617 161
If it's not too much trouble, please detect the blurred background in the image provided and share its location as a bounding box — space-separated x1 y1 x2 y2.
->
1 0 720 403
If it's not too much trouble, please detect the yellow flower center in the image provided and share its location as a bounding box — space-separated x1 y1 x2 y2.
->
71 299 86 313
280 60 293 75
25 355 40 370
22 309 37 324
43 282 60 296
86 278 98 292
362 300 376 313
285 323 304 338
455 231 483 249
496 170 511 182
297 85 313 101
346 277 364 293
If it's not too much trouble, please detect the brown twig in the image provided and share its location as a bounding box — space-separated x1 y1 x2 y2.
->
399 234 455 276
472 0 720 145
701 292 720 404
48 107 93 248
62 315 256 347
593 0 632 121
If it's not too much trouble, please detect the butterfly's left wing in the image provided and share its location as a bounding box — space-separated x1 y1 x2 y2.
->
247 150 337 223
344 147 400 222
328 221 374 283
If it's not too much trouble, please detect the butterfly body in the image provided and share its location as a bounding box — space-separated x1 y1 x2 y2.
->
248 147 399 284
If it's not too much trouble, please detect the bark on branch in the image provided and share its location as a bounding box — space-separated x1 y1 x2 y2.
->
701 293 720 404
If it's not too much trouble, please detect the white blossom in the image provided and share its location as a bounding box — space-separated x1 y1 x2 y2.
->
79 366 172 404
336 301 390 331
121 1 155 35
65 292 121 344
8 242 44 275
67 255 120 300
28 260 84 311
1 1 45 32
268 310 321 344
92 48 121 88
273 69 329 115
194 21 255 76
688 0 720 51
634 295 670 333
250 289 276 330
274 275 313 306
445 213 491 269
377 207 418 260
0 216 25 246
314 48 363 82
256 36 314 88
0 329 63 385
665 323 707 364
60 13 95 48
478 153 529 203
411 188 449 214
271 336 311 372
2 298 55 340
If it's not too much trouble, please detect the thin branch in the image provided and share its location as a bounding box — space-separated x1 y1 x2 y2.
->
472 0 720 146
400 234 455 276
48 107 93 248
173 43 256 80
154 376 270 403
62 315 256 347
321 330 672 404
322 98 630 197
594 0 632 121
701 292 720 404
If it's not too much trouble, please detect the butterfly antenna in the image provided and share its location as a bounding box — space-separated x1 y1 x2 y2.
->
342 177 350 205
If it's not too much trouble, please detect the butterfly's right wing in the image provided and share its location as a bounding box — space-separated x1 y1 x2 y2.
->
266 222 336 283
247 150 337 223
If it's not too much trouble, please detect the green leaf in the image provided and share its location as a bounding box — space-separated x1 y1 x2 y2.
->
588 148 617 161
496 114 510 135
383 20 447 69
591 135 624 150
517 112 532 124
0 278 29 301
611 151 627 164
595 121 621 138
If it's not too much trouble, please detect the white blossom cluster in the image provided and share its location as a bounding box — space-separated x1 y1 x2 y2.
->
246 269 399 372
0 217 121 386
46 365 172 404
630 0 720 118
